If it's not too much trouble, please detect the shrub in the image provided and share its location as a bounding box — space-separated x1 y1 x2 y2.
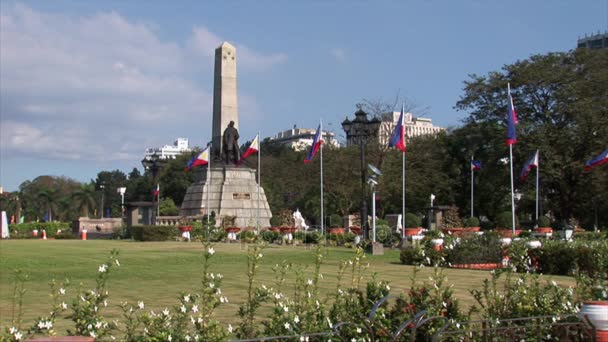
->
537 216 551 227
238 230 257 243
131 225 178 241
404 213 422 228
54 231 77 240
375 224 394 245
10 222 70 238
329 214 343 228
261 230 280 243
495 211 518 229
446 232 502 265
442 205 463 228
464 216 480 227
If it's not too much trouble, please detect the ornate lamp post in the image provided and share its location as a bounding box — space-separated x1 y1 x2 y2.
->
141 152 165 224
341 105 381 240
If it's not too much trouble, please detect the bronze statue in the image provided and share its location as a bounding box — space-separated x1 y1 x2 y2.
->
222 121 240 164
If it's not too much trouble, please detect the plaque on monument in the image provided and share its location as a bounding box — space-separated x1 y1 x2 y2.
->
233 193 251 200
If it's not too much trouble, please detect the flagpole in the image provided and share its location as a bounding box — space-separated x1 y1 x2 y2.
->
257 131 261 234
509 145 516 234
207 143 211 231
402 150 405 240
320 120 324 236
471 155 474 218
157 184 160 218
535 150 539 223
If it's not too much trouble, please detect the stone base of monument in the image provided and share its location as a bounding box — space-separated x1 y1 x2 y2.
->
365 242 384 255
180 166 272 228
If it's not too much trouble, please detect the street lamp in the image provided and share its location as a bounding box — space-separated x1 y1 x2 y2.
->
117 187 127 218
368 164 382 242
429 194 436 230
99 184 105 218
342 105 382 240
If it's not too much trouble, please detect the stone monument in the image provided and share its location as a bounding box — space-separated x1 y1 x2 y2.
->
180 42 272 228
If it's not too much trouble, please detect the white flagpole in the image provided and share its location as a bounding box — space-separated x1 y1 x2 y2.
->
157 184 160 218
509 145 516 234
471 155 474 218
257 132 261 234
402 150 405 239
535 150 539 223
320 120 324 236
207 143 211 230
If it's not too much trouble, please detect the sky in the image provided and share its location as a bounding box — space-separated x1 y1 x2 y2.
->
1 0 607 192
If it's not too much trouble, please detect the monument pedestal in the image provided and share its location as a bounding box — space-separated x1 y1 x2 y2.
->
180 166 272 228
365 242 384 255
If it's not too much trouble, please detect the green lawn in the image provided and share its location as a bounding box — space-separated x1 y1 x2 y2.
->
0 240 576 332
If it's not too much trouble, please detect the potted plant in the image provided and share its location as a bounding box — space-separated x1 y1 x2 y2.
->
534 216 553 235
328 218 345 235
177 216 193 232
441 205 465 236
404 213 423 236
463 216 481 233
495 211 522 237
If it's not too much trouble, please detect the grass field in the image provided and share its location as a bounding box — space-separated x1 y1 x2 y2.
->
0 240 576 333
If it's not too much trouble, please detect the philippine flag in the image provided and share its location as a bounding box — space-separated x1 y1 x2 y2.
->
153 184 160 197
520 150 539 181
471 160 482 171
388 105 406 152
304 124 324 163
240 134 259 162
185 146 210 171
584 148 608 171
506 83 518 145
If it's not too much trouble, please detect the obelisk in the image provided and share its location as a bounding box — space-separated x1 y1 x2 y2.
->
180 42 272 229
212 42 239 160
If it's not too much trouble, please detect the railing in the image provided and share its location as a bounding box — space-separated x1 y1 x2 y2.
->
223 295 597 342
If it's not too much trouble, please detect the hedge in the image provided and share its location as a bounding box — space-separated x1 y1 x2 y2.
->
8 222 71 238
131 225 179 241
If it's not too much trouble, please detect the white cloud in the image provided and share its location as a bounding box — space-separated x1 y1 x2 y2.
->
330 48 346 63
0 4 280 165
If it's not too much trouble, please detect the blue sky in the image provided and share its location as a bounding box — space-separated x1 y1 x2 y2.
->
1 0 606 192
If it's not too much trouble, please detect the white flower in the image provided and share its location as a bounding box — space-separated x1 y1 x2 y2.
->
163 308 170 316
14 331 23 341
208 247 215 255
217 273 223 279
9 327 17 334
356 327 362 333
603 290 607 299
180 305 187 313
307 279 313 285
103 299 108 307
385 284 391 291
184 294 191 302
300 336 309 342
114 259 120 267
551 280 557 287
197 317 203 324
351 339 356 342
80 296 86 302
209 282 215 289
144 328 149 335
192 304 199 313
228 324 233 333
319 273 323 279
138 301 145 309
220 296 228 303
61 302 68 310
185 336 191 342
258 253 263 258
284 322 291 330
95 321 102 329
283 306 289 312
294 315 300 323
98 264 108 273
327 317 333 328
190 316 196 324
59 288 66 295
168 334 172 342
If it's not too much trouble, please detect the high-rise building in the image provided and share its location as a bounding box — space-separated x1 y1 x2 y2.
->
577 31 608 50
268 126 340 151
377 112 445 146
144 137 191 160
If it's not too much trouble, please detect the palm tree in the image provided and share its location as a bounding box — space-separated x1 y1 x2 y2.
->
37 188 58 222
72 184 98 218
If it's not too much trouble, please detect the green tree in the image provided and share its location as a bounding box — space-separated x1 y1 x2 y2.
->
72 183 98 217
94 170 128 217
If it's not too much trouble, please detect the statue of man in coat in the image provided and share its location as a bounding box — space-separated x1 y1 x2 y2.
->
222 121 240 164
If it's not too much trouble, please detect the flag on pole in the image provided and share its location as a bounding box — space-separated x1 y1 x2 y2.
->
506 84 518 145
388 105 406 152
240 134 260 162
471 160 482 171
304 124 324 163
153 184 160 197
520 150 539 181
584 148 608 171
185 146 210 171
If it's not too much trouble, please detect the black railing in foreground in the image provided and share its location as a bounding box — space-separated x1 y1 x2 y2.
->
227 295 598 342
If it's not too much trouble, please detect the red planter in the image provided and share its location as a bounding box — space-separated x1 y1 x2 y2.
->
450 263 502 270
534 227 553 234
279 227 297 234
328 228 345 235
225 227 241 233
496 228 523 237
178 226 193 232
269 227 281 232
349 227 362 235
443 227 481 237
404 227 423 236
